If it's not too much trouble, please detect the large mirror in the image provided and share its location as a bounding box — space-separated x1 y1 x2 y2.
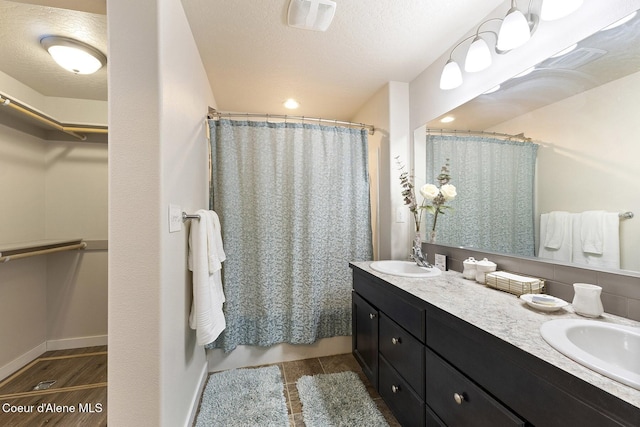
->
416 9 640 274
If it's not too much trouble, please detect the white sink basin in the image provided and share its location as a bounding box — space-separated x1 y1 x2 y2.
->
369 260 441 278
540 319 640 390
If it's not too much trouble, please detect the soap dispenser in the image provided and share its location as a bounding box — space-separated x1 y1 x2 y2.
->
572 283 604 317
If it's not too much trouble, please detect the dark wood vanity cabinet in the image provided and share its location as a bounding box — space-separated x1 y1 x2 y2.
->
351 265 640 427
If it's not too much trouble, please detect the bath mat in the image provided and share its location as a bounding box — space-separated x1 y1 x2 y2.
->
194 365 288 427
297 371 388 427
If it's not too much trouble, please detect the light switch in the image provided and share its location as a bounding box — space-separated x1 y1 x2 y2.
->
169 204 182 233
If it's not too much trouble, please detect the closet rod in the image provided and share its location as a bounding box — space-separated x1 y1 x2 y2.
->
426 128 533 143
208 107 375 135
0 242 86 263
0 94 108 140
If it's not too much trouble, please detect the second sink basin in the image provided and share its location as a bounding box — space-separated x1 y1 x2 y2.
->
540 319 640 390
369 260 442 278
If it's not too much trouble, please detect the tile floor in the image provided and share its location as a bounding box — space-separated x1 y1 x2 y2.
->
246 353 400 426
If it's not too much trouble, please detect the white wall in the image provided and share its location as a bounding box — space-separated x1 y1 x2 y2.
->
351 82 411 261
489 70 640 271
108 0 215 425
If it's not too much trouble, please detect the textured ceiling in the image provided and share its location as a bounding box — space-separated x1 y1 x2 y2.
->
181 0 504 120
0 0 506 117
0 0 107 100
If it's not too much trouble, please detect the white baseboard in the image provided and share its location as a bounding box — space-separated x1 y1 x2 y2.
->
185 363 209 427
0 343 47 382
207 336 352 372
46 335 108 351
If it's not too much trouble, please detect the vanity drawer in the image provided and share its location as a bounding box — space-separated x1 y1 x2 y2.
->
425 348 525 427
379 355 425 427
379 313 425 398
353 270 425 341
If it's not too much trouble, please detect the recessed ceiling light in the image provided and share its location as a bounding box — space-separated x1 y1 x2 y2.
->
283 99 300 109
440 116 455 123
41 36 106 74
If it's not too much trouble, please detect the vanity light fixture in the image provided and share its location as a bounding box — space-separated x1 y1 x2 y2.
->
41 36 106 75
540 0 583 21
496 0 537 51
513 66 535 78
283 98 300 109
439 0 583 91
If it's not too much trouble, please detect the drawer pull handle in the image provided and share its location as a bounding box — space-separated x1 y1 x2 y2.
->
369 313 376 319
391 337 401 345
453 392 465 405
391 385 400 393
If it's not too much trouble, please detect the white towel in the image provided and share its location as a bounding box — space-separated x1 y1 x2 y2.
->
188 209 226 345
580 211 605 254
572 212 620 269
538 213 572 262
544 211 570 249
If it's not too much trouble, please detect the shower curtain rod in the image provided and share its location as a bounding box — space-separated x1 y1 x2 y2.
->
208 108 375 135
0 94 108 141
426 128 534 143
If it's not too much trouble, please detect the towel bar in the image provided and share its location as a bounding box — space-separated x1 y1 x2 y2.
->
182 212 201 222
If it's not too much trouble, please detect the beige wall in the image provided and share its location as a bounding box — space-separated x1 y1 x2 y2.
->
0 124 108 378
108 0 215 425
489 70 640 271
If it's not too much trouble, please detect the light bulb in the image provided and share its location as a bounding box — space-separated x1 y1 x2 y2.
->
465 36 492 72
497 7 531 51
439 59 462 90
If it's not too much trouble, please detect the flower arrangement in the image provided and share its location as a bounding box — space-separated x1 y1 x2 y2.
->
397 157 457 238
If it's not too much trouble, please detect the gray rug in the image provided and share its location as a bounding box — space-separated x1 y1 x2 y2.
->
195 365 288 427
297 371 389 427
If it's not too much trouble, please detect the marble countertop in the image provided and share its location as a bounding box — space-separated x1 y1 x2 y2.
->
351 261 640 410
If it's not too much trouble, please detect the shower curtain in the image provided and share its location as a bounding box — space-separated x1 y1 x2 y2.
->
423 134 538 256
208 119 373 352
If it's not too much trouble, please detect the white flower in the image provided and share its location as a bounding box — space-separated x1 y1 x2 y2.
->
440 184 457 201
420 184 439 201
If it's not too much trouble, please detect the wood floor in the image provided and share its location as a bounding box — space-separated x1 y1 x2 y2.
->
0 346 107 427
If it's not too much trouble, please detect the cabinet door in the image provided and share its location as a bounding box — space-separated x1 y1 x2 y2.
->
352 291 379 388
425 348 525 427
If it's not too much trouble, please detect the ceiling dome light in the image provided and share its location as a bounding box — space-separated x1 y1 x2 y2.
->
440 116 455 123
465 36 492 72
283 98 300 109
600 11 637 31
540 0 583 21
439 59 463 90
497 4 532 51
41 36 106 74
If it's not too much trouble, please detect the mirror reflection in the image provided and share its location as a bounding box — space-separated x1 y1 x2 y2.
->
417 9 640 273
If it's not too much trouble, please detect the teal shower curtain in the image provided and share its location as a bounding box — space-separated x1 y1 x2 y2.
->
423 134 538 256
208 119 373 352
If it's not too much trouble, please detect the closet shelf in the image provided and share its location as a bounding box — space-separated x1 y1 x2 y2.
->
0 238 85 262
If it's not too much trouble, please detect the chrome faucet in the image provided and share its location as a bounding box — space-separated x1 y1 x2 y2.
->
411 243 433 268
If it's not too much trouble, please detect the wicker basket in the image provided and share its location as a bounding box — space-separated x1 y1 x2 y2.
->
485 271 545 296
